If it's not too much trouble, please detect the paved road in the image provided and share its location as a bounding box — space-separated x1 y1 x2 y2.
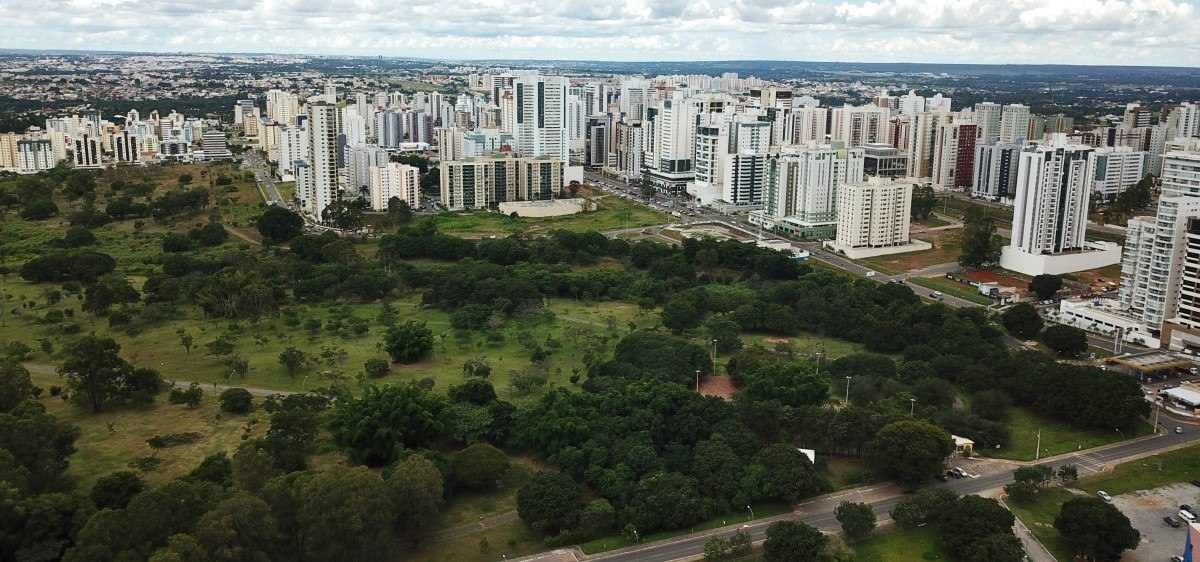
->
240 150 285 206
584 428 1200 562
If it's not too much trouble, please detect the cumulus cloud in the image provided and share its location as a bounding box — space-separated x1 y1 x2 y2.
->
0 0 1197 65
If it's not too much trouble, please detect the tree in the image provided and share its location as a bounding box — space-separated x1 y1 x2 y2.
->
835 501 876 540
451 443 509 490
0 361 40 413
742 443 825 502
866 421 954 487
82 273 139 315
1029 274 1064 301
1000 303 1043 340
91 471 145 509
193 493 278 562
705 317 744 354
448 379 498 406
278 347 307 377
328 383 447 466
704 531 752 561
267 467 395 561
624 471 707 533
960 207 1003 268
363 358 390 379
1004 480 1040 504
383 321 434 364
461 357 491 379
231 443 277 494
58 335 154 413
219 388 254 414
224 355 249 380
516 471 583 535
763 520 826 562
256 206 304 243
661 297 705 333
0 401 79 492
205 336 235 357
20 199 59 220
1054 497 1140 562
938 495 1018 560
187 452 233 487
911 184 937 221
971 389 1012 421
320 199 367 230
177 329 194 355
386 455 445 539
891 488 958 529
1041 324 1088 357
1057 464 1079 484
959 533 1026 562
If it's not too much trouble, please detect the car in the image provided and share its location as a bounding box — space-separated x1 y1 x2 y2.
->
1190 479 1200 488
1179 509 1197 522
1177 426 1185 434
930 291 944 300
1097 491 1112 502
1164 515 1183 528
1181 504 1196 516
1174 556 1186 562
865 271 877 277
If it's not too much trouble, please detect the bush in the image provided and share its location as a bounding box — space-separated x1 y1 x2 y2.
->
167 382 203 408
450 443 510 490
219 388 254 414
147 432 204 449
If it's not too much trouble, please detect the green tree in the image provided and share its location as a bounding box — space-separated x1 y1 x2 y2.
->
938 495 1018 560
91 471 145 509
363 358 390 379
224 355 249 380
835 501 876 540
58 335 142 413
741 443 825 502
256 206 304 243
82 274 139 315
266 467 396 561
890 487 958 528
205 336 235 357
193 493 278 562
866 420 954 487
328 383 447 466
0 361 40 413
763 520 826 562
450 443 509 490
1057 464 1079 484
1041 324 1088 357
959 207 1003 268
705 317 744 354
516 471 583 535
1054 497 1140 562
383 321 434 364
661 297 705 333
278 347 307 378
386 455 445 539
1000 303 1043 339
177 329 194 355
231 442 277 494
911 184 937 221
1029 274 1064 301
0 401 80 492
218 388 254 414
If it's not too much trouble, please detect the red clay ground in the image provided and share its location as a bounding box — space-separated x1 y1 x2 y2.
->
699 376 736 399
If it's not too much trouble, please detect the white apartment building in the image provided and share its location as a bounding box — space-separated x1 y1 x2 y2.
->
16 139 54 174
437 127 464 161
830 104 890 148
513 75 569 161
368 162 420 211
303 103 340 220
440 156 564 210
753 144 864 238
828 177 919 258
904 111 952 179
931 114 978 189
613 121 644 180
1090 147 1148 200
788 105 828 144
975 102 1002 145
0 133 18 171
972 142 1022 199
999 104 1031 144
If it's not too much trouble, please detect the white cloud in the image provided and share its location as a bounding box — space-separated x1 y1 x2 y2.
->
0 0 1197 65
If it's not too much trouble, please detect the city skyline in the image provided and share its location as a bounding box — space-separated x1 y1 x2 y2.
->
2 0 1199 66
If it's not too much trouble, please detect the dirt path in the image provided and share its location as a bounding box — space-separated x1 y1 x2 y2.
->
23 362 296 398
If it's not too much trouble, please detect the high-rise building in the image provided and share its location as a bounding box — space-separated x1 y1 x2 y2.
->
1008 137 1095 256
439 156 564 210
111 130 139 164
931 116 978 189
972 142 1022 199
303 103 340 220
613 121 644 180
200 130 232 161
16 139 54 174
0 132 18 171
437 127 463 161
975 102 1003 145
832 177 914 253
999 104 1031 144
368 162 420 211
513 75 569 161
73 132 102 168
904 111 953 179
788 105 828 144
753 144 864 238
830 104 890 147
347 144 390 195
861 143 907 178
1090 147 1148 200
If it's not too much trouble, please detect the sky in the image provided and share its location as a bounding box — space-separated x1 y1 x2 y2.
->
1 0 1198 66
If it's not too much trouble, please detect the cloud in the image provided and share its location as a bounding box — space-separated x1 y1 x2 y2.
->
0 0 1197 65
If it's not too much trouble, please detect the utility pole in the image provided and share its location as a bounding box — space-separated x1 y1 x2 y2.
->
1035 429 1042 461
1153 399 1161 434
845 376 852 403
711 339 718 377
909 398 916 417
695 369 700 393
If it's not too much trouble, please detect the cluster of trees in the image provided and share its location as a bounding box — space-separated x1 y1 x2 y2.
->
960 207 1004 269
891 488 1025 562
1001 303 1089 357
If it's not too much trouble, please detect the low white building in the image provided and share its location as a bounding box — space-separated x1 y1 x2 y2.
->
1055 298 1160 348
1000 241 1123 276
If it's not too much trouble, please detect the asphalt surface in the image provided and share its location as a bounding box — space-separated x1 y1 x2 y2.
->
240 150 285 206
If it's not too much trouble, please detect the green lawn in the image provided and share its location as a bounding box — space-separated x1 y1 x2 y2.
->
437 460 536 528
403 520 544 562
579 503 792 554
852 527 946 562
908 276 992 305
1075 442 1200 496
1005 488 1078 561
432 191 668 238
742 332 864 361
984 407 1148 461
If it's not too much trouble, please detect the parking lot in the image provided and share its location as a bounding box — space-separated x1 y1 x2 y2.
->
1109 483 1200 561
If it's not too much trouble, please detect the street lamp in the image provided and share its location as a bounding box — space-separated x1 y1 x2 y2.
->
746 505 754 521
844 376 852 404
711 338 718 375
695 369 701 393
909 398 917 416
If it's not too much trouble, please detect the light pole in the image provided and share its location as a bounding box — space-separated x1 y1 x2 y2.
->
844 376 852 404
909 398 916 417
1153 399 1161 434
695 369 701 393
746 505 754 521
1034 428 1042 461
711 338 718 376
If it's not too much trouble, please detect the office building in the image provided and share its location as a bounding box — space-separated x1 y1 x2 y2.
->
862 143 907 178
73 132 102 168
200 130 232 161
111 130 139 164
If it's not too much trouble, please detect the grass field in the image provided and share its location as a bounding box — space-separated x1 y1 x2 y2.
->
1075 442 1200 496
860 230 963 275
30 379 269 490
403 520 544 562
432 190 668 238
984 407 1150 461
1006 487 1077 561
852 527 946 562
742 332 865 362
579 502 792 554
437 460 537 528
908 276 992 305
3 285 656 399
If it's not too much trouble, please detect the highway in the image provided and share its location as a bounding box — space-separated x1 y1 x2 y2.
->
583 426 1200 562
240 149 286 207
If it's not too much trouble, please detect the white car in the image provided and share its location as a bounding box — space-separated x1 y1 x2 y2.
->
1097 491 1112 502
865 271 877 277
1180 509 1197 522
